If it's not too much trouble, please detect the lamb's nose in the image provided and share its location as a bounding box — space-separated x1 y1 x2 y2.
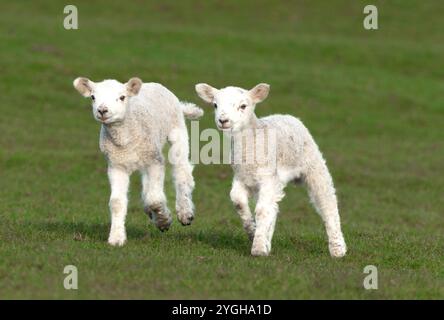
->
98 107 108 116
219 118 229 125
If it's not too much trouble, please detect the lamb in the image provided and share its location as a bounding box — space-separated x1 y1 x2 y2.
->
73 77 203 246
195 83 347 257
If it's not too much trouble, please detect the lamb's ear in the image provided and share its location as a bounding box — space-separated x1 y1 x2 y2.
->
249 83 270 104
195 83 218 103
73 77 95 97
126 77 142 96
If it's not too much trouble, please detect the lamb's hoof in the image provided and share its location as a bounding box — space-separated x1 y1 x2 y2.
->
177 211 194 226
155 214 173 232
251 237 271 256
144 204 172 232
108 234 126 247
329 242 347 258
147 210 154 221
251 248 270 257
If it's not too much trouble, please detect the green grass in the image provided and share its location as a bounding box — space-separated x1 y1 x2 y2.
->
0 0 443 299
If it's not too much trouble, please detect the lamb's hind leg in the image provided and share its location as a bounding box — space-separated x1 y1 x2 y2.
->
168 127 195 226
304 158 347 258
230 179 255 241
141 162 172 232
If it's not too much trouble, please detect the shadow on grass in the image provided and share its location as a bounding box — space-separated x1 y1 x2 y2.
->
152 227 328 257
166 229 252 255
36 219 251 254
36 220 146 242
35 220 328 257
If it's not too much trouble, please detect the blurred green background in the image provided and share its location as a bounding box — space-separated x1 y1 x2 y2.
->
0 0 443 299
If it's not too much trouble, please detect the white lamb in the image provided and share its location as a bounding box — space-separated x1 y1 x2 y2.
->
195 83 347 257
73 77 203 246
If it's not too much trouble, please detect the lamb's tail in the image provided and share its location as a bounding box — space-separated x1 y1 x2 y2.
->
180 101 204 120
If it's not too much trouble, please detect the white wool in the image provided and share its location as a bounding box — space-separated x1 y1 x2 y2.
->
180 101 205 120
74 77 203 246
196 83 347 257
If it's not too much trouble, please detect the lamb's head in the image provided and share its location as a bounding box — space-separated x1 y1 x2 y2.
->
195 83 270 132
73 77 142 124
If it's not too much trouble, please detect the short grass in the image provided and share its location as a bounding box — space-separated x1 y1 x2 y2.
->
0 0 443 299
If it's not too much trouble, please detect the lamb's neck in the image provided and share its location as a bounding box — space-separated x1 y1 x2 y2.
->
102 118 135 147
239 114 260 134
225 115 261 140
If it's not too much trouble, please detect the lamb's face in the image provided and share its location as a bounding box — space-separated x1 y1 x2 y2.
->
73 77 142 125
212 87 252 132
89 80 129 124
195 83 270 132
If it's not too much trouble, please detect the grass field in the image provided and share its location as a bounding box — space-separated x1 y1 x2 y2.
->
0 0 443 299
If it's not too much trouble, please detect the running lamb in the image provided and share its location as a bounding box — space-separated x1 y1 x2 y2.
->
195 82 346 257
73 77 203 246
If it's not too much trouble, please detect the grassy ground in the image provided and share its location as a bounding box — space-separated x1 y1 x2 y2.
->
0 0 443 299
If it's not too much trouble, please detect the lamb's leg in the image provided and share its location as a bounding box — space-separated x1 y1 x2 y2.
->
304 157 347 258
168 127 195 226
251 178 284 256
141 163 172 232
107 166 130 246
230 179 255 241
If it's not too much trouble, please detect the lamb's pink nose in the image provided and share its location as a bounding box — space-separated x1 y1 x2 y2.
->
219 118 229 125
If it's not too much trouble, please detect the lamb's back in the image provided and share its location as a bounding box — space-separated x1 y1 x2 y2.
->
129 83 183 136
259 114 315 166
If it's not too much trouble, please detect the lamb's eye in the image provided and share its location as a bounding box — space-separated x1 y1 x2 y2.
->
214 103 218 109
240 104 247 110
119 95 125 101
91 95 95 101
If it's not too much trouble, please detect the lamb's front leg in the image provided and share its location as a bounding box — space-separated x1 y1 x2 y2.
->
251 179 284 256
230 179 255 241
141 163 172 232
107 166 130 246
